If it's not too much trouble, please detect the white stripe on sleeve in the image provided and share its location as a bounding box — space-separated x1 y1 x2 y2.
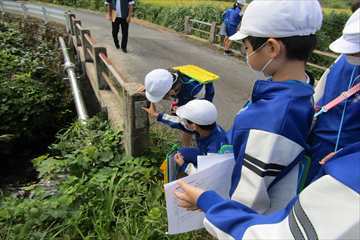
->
203 218 235 240
298 175 360 240
243 175 360 240
231 129 303 213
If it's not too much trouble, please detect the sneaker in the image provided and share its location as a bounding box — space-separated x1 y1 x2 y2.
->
121 48 127 53
114 42 120 49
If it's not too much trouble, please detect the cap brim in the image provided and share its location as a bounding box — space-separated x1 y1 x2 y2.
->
145 91 162 103
329 36 360 54
175 105 188 120
229 31 248 41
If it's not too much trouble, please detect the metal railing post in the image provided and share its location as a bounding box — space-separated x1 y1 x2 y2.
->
59 37 88 122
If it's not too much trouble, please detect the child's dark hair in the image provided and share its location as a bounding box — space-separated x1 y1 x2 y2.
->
167 68 182 90
246 35 317 62
197 122 217 131
233 3 238 9
352 0 360 12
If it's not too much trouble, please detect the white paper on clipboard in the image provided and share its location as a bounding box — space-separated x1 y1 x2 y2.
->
197 153 234 172
164 155 235 234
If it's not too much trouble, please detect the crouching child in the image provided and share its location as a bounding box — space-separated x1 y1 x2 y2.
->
144 99 230 175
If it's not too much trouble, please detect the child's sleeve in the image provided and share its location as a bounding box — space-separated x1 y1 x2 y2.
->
230 129 304 214
204 83 215 102
157 113 193 133
184 163 198 175
197 190 296 240
177 147 201 174
198 172 358 240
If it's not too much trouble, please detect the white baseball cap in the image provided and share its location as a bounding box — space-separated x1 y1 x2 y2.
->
144 69 174 103
329 9 360 54
230 0 323 41
176 100 218 125
237 0 246 5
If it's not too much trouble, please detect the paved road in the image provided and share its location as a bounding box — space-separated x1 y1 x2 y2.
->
75 9 256 129
7 2 256 129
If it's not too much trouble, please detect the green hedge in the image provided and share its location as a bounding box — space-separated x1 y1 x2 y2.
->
134 3 350 51
34 0 350 51
133 3 349 78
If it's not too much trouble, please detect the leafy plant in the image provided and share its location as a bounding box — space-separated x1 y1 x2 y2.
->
0 21 73 141
0 20 74 184
0 117 208 239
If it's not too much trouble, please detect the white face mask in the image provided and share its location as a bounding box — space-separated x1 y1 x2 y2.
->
246 57 273 80
346 55 360 66
246 42 274 80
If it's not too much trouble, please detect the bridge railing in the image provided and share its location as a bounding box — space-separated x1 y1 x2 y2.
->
184 16 338 73
66 13 149 157
0 1 149 157
0 0 65 21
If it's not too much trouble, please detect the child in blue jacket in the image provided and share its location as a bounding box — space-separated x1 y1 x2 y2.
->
307 8 360 184
144 68 214 108
144 99 229 175
222 0 245 55
175 0 323 219
143 68 215 146
176 141 360 239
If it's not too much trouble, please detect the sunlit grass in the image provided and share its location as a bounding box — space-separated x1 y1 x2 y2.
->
140 0 351 13
140 0 232 9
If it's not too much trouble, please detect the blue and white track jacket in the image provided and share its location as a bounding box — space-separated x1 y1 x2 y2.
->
308 55 360 182
197 142 360 240
157 113 228 165
227 79 314 213
223 7 242 27
177 75 215 107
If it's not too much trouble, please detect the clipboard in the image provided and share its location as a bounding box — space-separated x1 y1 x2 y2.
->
160 145 180 183
167 154 177 183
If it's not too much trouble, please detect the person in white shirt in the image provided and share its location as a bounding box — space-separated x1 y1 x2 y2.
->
105 0 135 53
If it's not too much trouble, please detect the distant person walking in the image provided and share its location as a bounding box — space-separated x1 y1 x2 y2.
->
105 0 135 53
220 0 245 55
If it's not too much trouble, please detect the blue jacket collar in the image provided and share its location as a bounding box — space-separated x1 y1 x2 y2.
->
252 79 313 102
